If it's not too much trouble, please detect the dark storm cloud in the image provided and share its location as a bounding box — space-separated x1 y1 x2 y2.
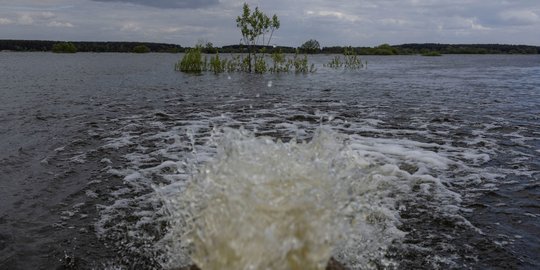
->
91 0 219 9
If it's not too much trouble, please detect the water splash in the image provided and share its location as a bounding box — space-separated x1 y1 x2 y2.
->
156 128 424 269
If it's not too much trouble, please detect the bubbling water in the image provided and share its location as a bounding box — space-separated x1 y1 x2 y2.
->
157 128 438 270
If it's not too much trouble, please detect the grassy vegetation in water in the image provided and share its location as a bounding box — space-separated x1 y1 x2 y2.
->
270 50 288 72
292 53 316 73
325 47 365 70
209 53 225 73
177 48 316 74
176 46 203 73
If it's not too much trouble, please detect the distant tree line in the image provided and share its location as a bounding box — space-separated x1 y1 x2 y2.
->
220 43 539 55
0 40 183 53
219 44 296 54
322 43 539 55
1 40 538 54
52 42 77 53
322 44 398 55
395 43 539 54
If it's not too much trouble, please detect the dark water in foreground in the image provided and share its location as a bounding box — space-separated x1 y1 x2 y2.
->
0 53 539 269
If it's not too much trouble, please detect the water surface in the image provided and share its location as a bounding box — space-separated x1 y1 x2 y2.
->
0 52 538 269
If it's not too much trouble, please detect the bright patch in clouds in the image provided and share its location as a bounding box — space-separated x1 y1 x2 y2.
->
120 22 141 32
47 21 74 28
6 11 65 26
0 17 13 25
379 19 410 27
306 10 361 22
17 14 35 25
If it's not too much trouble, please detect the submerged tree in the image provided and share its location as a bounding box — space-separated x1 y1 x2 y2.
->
176 46 203 73
300 39 321 54
132 45 150 53
52 42 77 53
204 42 217 54
236 2 280 72
176 3 313 74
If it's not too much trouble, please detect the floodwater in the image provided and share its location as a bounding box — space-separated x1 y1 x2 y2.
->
0 52 539 269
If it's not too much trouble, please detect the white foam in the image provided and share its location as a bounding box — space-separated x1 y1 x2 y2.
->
102 133 138 149
85 190 98 198
93 104 525 269
154 128 467 270
69 153 87 164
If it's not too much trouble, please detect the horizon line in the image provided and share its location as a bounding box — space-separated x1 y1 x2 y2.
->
2 39 540 48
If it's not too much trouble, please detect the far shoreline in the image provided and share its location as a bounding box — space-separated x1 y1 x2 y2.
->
1 40 539 55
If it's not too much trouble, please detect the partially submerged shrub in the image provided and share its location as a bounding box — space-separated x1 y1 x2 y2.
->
325 56 343 68
209 53 224 73
133 45 150 53
291 53 308 73
175 3 317 75
52 42 77 53
343 48 363 69
236 3 280 72
176 50 315 74
325 47 364 70
421 51 442 56
299 39 321 54
176 47 203 73
254 55 267 73
270 50 287 72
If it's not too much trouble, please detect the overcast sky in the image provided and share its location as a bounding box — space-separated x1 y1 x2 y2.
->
1 0 539 47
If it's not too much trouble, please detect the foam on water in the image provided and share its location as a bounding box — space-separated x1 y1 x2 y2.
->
159 128 350 269
2 53 538 269
88 98 537 268
152 127 467 270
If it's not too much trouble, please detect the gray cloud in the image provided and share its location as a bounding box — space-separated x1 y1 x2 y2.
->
91 0 218 9
1 0 540 46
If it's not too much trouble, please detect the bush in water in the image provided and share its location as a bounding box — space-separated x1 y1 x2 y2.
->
176 47 203 73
